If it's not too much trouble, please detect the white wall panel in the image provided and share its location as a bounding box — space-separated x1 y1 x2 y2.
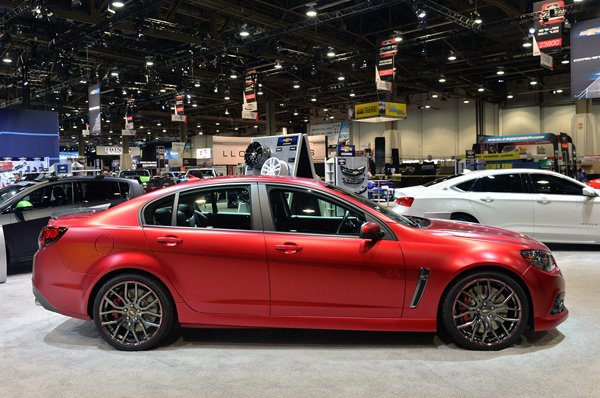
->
541 105 575 134
500 106 540 135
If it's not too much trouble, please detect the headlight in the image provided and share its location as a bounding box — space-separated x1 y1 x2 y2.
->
521 250 557 272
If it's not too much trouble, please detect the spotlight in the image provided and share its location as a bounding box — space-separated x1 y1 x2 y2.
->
438 75 446 83
326 48 336 57
530 79 538 86
497 67 505 75
478 86 485 92
463 99 470 104
431 93 439 98
473 11 482 24
554 89 564 94
522 38 532 48
337 75 345 81
447 51 457 61
239 24 250 37
274 61 282 69
145 56 154 66
393 31 403 43
311 97 317 102
306 3 317 17
293 82 300 89
2 52 12 64
229 71 238 79
349 91 356 97
112 1 125 8
224 108 229 115
416 8 426 19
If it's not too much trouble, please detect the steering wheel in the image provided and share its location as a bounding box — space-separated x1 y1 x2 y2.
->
336 210 351 234
194 209 208 227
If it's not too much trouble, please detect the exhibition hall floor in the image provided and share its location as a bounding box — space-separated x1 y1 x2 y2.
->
1 250 598 398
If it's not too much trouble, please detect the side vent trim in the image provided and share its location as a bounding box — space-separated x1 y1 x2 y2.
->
410 267 430 309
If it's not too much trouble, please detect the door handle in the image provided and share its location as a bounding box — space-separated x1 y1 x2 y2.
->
157 236 183 246
275 243 303 254
480 196 494 202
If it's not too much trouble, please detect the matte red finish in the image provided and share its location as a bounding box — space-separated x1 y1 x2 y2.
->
32 176 567 337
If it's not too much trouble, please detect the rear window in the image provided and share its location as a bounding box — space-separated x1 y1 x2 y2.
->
119 170 149 177
188 169 216 178
77 181 127 203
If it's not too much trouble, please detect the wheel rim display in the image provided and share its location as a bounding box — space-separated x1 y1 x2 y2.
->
98 281 163 347
452 278 522 346
261 157 289 176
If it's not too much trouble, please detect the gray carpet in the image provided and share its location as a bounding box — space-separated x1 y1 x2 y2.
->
1 251 598 397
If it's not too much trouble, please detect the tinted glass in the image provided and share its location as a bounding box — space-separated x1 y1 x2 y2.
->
470 174 523 193
454 178 477 192
143 194 175 226
20 182 73 208
119 170 149 177
0 184 30 203
268 187 365 235
529 173 583 195
177 186 252 230
77 181 126 203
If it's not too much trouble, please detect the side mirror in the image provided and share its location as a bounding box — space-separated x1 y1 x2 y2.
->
15 200 34 210
359 221 383 241
583 186 598 198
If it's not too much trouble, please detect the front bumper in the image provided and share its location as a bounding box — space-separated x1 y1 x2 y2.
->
523 266 568 332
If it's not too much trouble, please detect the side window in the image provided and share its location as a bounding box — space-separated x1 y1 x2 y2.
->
119 182 131 199
143 194 175 226
454 178 477 192
177 185 252 230
79 181 124 203
470 174 524 193
530 174 583 195
20 183 73 208
268 187 365 236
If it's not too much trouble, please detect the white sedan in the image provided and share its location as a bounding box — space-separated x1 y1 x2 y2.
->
392 168 600 244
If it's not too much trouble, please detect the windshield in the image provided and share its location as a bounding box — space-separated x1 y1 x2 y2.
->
327 184 417 228
188 169 215 178
0 184 30 203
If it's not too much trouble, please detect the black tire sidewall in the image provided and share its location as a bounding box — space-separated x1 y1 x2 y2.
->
93 273 174 351
441 270 529 351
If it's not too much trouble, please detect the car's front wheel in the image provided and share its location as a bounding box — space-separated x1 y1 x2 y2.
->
441 271 529 350
93 273 174 351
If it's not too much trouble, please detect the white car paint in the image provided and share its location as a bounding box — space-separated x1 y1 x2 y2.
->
392 168 600 244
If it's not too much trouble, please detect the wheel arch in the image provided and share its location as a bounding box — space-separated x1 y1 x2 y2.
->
86 267 180 320
436 265 534 331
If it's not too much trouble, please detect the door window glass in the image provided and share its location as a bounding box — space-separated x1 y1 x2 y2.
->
76 181 126 204
529 173 583 195
19 183 73 209
470 174 524 193
268 187 365 235
176 186 252 230
143 194 175 226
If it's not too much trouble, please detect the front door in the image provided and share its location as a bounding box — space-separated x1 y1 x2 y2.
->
263 185 405 318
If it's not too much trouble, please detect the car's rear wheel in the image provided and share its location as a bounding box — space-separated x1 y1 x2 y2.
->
450 213 478 223
93 273 174 351
441 271 528 350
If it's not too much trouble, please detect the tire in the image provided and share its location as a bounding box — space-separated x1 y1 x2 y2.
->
451 213 479 223
93 273 174 351
441 271 529 350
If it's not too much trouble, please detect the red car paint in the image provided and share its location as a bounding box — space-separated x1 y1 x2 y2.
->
32 176 567 346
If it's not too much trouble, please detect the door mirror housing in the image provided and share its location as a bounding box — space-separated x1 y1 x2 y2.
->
359 221 383 241
583 186 598 197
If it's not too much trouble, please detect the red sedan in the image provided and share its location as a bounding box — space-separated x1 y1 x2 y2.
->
33 176 567 351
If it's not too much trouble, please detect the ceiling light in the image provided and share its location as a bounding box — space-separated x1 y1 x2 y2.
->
304 119 308 123
306 3 317 17
329 115 335 119
2 53 12 63
438 75 446 83
110 70 119 77
464 99 470 104
478 87 485 92
473 11 482 24
224 109 229 115
323 108 328 112
156 121 161 126
522 38 532 48
145 56 154 66
425 104 431 109
194 81 201 87
337 75 345 81
349 91 356 97
112 1 124 8
416 8 426 19
239 24 250 37
293 83 300 89
107 5 116 14
274 61 282 69
257 89 264 95
447 51 457 61
159 88 166 93
229 71 238 79
216 122 220 125
497 68 505 75
393 31 403 42
254 125 258 128
326 48 336 57
224 94 230 100
561 58 570 64
530 79 538 86
529 26 536 34
311 97 317 102
293 110 299 116
431 93 439 98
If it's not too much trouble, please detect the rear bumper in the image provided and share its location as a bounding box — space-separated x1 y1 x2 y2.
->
33 285 59 314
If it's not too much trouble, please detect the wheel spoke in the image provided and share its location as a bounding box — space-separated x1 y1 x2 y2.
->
104 298 124 310
108 287 128 305
140 298 159 310
454 310 475 319
111 319 126 339
120 328 130 343
101 320 119 326
141 319 160 328
140 311 161 317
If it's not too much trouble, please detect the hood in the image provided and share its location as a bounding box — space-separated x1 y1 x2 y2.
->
423 218 547 249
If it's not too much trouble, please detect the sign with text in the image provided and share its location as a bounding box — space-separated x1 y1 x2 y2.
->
376 38 397 92
212 136 251 165
533 1 564 53
96 146 141 156
571 18 600 99
88 84 101 135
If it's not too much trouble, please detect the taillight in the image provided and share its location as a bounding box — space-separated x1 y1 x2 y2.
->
395 197 414 207
38 226 68 248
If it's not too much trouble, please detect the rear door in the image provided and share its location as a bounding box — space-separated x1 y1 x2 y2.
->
142 183 270 315
465 172 535 235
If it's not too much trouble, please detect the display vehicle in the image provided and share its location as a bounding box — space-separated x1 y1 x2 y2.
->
1 176 144 268
393 168 600 244
183 168 217 180
33 176 567 351
118 169 152 183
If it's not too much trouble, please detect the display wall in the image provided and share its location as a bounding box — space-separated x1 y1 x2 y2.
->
0 109 59 158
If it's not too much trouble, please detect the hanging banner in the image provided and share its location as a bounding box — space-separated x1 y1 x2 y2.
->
243 69 258 120
88 83 101 136
533 1 564 54
173 94 187 123
122 99 135 136
376 38 397 92
571 18 600 99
